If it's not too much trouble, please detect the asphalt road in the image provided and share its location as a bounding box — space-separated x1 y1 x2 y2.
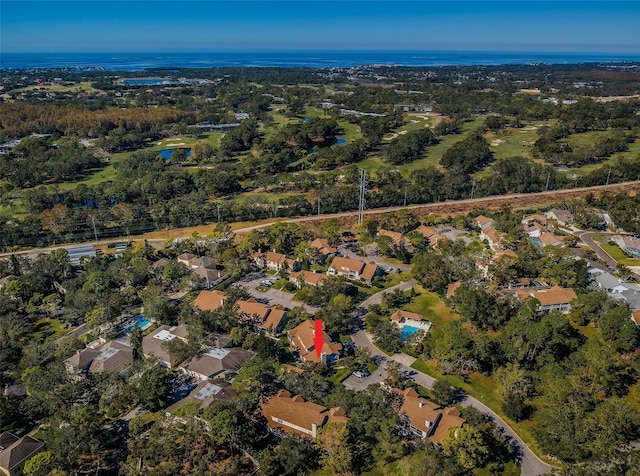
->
577 231 640 280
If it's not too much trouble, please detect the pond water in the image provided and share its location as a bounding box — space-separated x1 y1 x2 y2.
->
158 148 191 160
336 138 346 145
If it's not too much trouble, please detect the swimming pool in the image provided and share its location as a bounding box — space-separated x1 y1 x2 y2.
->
400 325 421 341
119 314 152 336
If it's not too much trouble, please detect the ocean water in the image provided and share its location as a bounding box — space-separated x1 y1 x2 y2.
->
2 51 639 71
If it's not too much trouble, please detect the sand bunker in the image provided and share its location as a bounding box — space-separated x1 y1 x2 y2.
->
490 139 503 146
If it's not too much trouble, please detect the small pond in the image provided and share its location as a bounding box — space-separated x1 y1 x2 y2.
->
158 148 191 160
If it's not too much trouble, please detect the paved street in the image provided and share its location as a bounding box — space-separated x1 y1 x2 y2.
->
337 244 412 273
576 231 640 280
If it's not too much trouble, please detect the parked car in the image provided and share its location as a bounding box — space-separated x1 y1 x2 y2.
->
353 369 370 378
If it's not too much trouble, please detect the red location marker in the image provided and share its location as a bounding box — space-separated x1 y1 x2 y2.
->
313 319 325 359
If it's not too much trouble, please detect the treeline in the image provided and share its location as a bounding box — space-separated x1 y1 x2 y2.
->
0 103 190 140
0 136 102 188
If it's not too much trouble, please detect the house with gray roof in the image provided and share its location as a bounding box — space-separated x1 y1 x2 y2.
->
0 432 44 476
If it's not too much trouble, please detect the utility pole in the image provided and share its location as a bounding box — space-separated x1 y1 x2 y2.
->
606 166 612 186
317 194 321 217
403 184 408 207
470 181 476 200
358 170 367 225
91 216 98 244
545 172 551 192
216 203 221 223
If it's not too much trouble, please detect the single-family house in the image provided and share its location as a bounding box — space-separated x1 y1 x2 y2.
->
428 233 449 248
391 310 425 325
193 290 227 312
308 238 337 262
261 390 348 438
327 257 380 284
179 346 255 381
193 267 227 288
378 229 407 248
413 225 437 239
177 253 198 267
544 208 574 227
142 324 189 367
64 339 133 376
253 251 301 272
236 299 288 334
287 320 342 364
0 433 45 476
289 271 326 288
612 235 640 258
480 228 505 251
533 232 565 247
392 388 465 444
189 256 216 270
595 272 635 294
475 215 495 230
166 379 238 416
516 285 578 313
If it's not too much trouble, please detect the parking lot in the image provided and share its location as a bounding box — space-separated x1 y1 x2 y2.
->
238 273 318 313
342 362 388 391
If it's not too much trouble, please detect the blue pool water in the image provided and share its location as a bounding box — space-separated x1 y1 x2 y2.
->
400 325 420 341
119 315 151 337
336 138 346 145
158 148 191 160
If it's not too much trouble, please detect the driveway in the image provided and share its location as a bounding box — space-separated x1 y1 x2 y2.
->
238 276 317 313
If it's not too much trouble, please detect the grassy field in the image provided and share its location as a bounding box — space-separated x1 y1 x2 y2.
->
14 80 101 94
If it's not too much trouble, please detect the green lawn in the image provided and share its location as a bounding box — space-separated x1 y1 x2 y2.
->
14 80 101 94
329 367 352 384
403 286 458 330
599 243 640 266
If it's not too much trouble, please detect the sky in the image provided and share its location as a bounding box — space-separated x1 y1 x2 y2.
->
1 1 639 53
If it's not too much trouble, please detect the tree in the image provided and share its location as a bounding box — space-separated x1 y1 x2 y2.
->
41 204 69 237
431 380 458 406
23 451 53 476
442 424 491 469
316 422 352 474
137 365 172 411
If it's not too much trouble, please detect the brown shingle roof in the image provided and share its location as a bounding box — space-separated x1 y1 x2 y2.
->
379 229 405 247
518 286 578 306
329 256 365 274
287 320 342 363
179 346 255 379
391 309 424 322
475 215 495 227
261 390 347 438
87 340 133 374
414 225 437 238
237 299 270 320
260 307 287 333
194 290 227 312
290 271 326 286
309 238 337 255
360 261 379 281
394 388 465 445
632 310 640 326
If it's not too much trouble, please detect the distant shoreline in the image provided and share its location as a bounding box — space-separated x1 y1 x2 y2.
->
2 50 640 71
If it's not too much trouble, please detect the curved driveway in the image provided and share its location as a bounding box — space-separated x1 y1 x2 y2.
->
352 280 555 476
577 231 640 280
